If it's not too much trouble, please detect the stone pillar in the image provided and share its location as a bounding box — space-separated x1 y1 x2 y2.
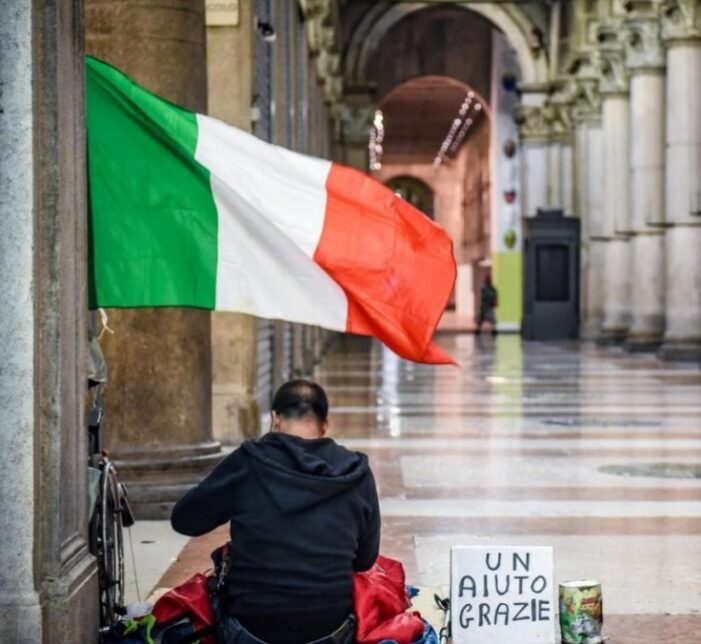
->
86 0 221 519
623 6 667 351
547 81 576 214
659 0 701 361
597 28 633 343
206 0 262 444
515 85 550 216
1 1 98 640
573 68 605 337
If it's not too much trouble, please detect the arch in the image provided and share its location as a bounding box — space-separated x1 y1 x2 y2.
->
381 75 493 121
344 2 548 88
378 75 491 165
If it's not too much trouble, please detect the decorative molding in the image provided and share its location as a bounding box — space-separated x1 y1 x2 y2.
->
514 104 550 142
547 79 576 139
298 0 326 20
299 0 344 106
660 0 701 43
316 50 343 104
299 0 334 56
324 75 343 105
624 2 666 70
337 105 375 145
596 22 630 95
565 50 603 123
566 49 600 81
573 77 603 123
600 51 629 94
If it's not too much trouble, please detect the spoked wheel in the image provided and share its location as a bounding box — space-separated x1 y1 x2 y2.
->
94 462 125 625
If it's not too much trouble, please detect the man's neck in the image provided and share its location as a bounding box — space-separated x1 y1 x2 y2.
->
277 422 324 440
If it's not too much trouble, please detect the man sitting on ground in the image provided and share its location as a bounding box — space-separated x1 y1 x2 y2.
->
171 379 381 644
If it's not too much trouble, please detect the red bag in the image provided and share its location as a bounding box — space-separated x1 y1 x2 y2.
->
353 555 425 644
152 572 216 644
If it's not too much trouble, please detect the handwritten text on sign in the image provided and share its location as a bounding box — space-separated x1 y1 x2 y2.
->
450 546 556 644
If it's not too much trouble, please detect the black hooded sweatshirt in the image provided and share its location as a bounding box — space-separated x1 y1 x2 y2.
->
171 432 380 637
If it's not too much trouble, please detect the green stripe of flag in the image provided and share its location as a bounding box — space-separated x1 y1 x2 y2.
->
86 56 218 309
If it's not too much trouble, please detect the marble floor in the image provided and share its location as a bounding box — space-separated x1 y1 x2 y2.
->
322 334 701 642
157 334 701 642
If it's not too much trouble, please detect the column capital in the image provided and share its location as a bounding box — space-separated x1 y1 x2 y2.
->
300 0 335 56
337 104 374 145
660 0 701 43
317 50 343 105
573 77 603 123
547 79 576 141
298 0 330 20
624 4 666 71
596 22 630 95
567 51 603 123
514 104 550 143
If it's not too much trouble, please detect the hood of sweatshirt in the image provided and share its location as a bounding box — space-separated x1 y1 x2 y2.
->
240 432 369 514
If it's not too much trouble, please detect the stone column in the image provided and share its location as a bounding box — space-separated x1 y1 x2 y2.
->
623 6 667 351
597 27 633 344
573 67 605 337
206 0 262 444
659 0 701 361
515 85 550 217
1 1 98 640
86 0 221 519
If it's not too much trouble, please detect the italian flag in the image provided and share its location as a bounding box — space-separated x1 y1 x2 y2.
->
86 57 456 365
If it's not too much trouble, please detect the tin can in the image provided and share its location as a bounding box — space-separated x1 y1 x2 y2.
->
559 580 603 644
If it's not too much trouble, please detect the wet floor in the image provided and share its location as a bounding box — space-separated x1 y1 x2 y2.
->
318 334 701 642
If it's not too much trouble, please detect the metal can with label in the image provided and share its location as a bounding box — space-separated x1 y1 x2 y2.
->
559 580 603 644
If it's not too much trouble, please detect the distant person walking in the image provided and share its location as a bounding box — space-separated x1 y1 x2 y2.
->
476 274 498 335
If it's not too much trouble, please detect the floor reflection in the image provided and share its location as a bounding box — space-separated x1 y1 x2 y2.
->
318 334 701 641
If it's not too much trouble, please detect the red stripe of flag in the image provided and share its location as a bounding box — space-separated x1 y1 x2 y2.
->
315 164 457 365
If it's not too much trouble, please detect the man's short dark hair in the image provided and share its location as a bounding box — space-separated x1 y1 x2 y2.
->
271 379 329 423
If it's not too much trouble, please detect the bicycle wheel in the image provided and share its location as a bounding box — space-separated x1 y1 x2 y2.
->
97 462 125 624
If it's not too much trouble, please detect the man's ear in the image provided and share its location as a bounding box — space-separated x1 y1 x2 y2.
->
321 419 329 436
271 411 281 431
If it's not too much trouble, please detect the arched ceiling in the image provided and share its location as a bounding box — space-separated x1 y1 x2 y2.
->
379 76 488 165
342 1 549 90
363 5 496 103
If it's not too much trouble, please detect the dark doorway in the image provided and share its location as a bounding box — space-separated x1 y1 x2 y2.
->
523 209 581 340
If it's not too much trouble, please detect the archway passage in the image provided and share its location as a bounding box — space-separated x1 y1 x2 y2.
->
371 74 492 325
340 2 526 331
377 76 488 167
342 1 547 89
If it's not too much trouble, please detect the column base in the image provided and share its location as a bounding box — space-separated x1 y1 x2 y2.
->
43 546 99 643
580 314 604 341
596 328 628 346
624 334 663 353
657 340 701 363
114 441 224 519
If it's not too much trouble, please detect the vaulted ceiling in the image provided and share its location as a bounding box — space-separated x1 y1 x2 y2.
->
379 76 487 165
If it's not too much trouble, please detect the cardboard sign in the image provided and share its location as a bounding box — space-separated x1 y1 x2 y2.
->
451 546 556 644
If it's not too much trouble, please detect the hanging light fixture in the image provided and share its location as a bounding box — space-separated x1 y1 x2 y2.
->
434 92 483 167
369 109 384 171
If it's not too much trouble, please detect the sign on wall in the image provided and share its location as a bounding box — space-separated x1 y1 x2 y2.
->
205 0 240 26
451 546 556 644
